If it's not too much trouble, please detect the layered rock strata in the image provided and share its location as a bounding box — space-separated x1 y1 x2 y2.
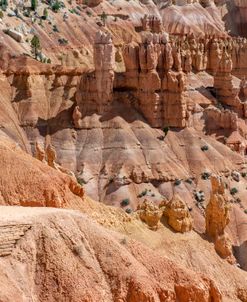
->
76 31 247 129
141 15 163 33
35 142 84 198
0 138 84 206
115 33 190 128
0 206 223 302
76 31 115 117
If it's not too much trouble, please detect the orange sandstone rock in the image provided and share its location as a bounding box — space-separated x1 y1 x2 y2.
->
205 176 235 264
164 194 193 233
136 199 163 230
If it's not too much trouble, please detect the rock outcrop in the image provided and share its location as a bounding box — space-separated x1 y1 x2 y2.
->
204 107 238 131
239 77 247 101
46 144 58 169
35 142 46 163
163 194 193 233
141 15 163 33
136 199 163 230
114 35 247 128
72 105 83 129
214 47 241 112
0 137 84 206
205 176 235 264
0 224 31 257
4 29 24 43
76 31 191 128
77 31 115 115
0 206 223 302
163 70 188 127
35 142 84 198
118 33 190 128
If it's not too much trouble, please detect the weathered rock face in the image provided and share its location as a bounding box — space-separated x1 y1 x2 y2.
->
117 33 190 128
163 194 193 233
136 199 163 230
162 70 188 127
3 47 245 206
223 0 247 38
94 31 115 111
35 142 84 198
214 48 241 112
205 176 235 263
204 107 238 131
235 1 247 37
75 31 192 128
170 0 215 5
0 137 84 206
207 38 222 74
141 14 163 33
237 287 247 302
8 69 80 133
206 176 230 238
137 34 163 127
239 77 247 101
116 34 245 82
76 31 115 116
4 32 247 149
4 29 23 43
160 1 226 36
0 0 240 69
72 105 83 129
35 142 46 162
113 34 247 128
0 206 223 302
236 240 247 271
214 233 234 262
1 32 247 205
230 37 247 78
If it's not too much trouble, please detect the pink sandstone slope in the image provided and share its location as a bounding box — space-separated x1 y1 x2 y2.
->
0 206 222 302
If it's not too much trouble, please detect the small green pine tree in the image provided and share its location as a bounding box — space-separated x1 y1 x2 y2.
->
43 7 48 19
31 0 38 10
52 1 61 12
2 0 8 7
31 35 41 59
100 11 107 26
1 0 8 10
